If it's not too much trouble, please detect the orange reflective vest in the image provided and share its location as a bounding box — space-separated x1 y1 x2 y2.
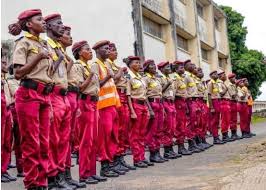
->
96 58 121 109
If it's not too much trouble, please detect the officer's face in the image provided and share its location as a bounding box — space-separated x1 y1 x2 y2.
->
80 45 93 61
244 79 249 86
211 72 218 80
27 14 46 34
197 70 204 78
59 29 72 47
220 73 226 81
130 60 141 72
162 64 171 74
177 65 185 74
1 53 8 73
109 46 118 60
230 77 236 84
48 18 64 37
147 62 156 74
98 44 110 60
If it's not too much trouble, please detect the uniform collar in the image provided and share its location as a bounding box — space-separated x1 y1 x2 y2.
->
146 72 155 79
47 37 63 49
211 79 217 83
128 69 141 79
24 32 43 42
78 59 89 67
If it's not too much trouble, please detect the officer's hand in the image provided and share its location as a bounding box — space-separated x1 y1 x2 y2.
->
122 67 127 72
131 112 137 119
76 108 81 117
210 107 215 113
57 49 65 60
38 47 50 59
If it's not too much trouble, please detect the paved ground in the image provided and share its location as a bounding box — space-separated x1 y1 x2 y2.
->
2 122 266 190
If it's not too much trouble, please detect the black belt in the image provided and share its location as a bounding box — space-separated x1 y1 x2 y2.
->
148 98 162 103
68 86 79 93
175 96 186 100
132 99 145 105
162 98 174 103
79 93 98 102
20 79 54 95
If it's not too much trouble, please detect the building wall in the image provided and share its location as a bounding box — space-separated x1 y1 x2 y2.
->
1 0 136 66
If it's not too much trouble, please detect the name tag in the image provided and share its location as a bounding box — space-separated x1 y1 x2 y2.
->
29 47 38 54
213 88 219 93
132 81 141 89
149 82 158 88
180 84 186 89
188 82 196 87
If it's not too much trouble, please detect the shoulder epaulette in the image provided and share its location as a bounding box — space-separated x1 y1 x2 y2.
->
15 36 24 42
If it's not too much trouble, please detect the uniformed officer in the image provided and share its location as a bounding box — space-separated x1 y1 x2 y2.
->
6 64 24 178
184 60 204 152
1 47 17 183
91 40 124 177
125 56 153 168
236 79 251 138
218 71 234 142
157 61 181 159
227 73 241 140
143 59 166 163
208 71 225 144
106 43 136 171
9 9 53 190
44 13 75 190
171 61 192 156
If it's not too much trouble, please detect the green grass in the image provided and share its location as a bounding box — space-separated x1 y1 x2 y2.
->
252 115 266 124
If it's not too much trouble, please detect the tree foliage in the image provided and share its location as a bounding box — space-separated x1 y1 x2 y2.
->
220 6 266 99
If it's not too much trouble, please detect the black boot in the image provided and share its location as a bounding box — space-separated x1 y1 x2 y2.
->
249 132 256 136
48 176 57 189
2 172 17 182
168 145 182 158
111 156 129 172
56 172 76 190
188 139 202 153
134 161 148 168
164 146 177 159
201 137 213 149
79 177 98 184
157 149 168 161
142 159 154 166
100 160 119 178
242 132 252 138
119 156 136 170
149 150 164 163
223 132 234 142
231 130 242 140
194 137 207 150
76 153 79 165
213 137 225 144
1 174 10 183
91 175 107 182
177 144 192 155
65 168 86 188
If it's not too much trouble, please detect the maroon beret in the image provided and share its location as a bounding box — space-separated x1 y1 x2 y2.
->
157 61 169 70
44 13 61 23
128 56 140 61
218 71 225 75
173 60 184 65
236 79 243 85
228 73 236 79
143 59 155 70
92 40 110 50
209 70 218 76
18 9 42 20
72 41 88 54
64 25 71 31
184 59 191 64
109 42 116 48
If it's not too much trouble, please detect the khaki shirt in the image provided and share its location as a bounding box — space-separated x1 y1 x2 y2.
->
1 74 12 106
185 72 198 98
227 82 238 100
217 80 231 99
144 73 162 99
196 78 206 98
47 37 68 89
207 79 220 99
6 75 20 103
237 86 248 102
174 73 187 98
126 71 147 100
106 59 127 89
67 63 84 87
81 61 100 96
160 74 175 100
12 34 52 84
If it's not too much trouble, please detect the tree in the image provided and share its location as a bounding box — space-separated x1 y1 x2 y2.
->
220 5 266 99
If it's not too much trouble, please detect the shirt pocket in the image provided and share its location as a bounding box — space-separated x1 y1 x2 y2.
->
132 80 142 89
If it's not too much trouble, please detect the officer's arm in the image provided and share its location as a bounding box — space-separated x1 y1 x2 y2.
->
79 73 94 92
162 81 171 93
113 68 124 81
50 48 65 75
100 75 112 87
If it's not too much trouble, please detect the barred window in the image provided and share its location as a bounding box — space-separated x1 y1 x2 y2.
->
176 34 188 51
201 48 208 60
143 16 163 39
197 3 204 18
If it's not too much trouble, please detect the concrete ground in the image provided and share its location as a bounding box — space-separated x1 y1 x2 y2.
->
2 122 266 190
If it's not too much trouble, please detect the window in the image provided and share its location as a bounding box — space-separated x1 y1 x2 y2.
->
218 58 227 68
176 34 188 51
201 48 208 60
197 3 204 18
214 18 220 30
143 16 163 39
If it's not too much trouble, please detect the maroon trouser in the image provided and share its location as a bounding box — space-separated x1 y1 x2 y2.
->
66 92 78 169
48 87 71 177
146 101 164 152
174 98 187 144
197 99 209 139
247 106 252 133
161 100 176 146
116 91 130 155
98 106 119 162
230 101 238 131
16 85 51 188
129 100 149 163
186 99 198 138
10 103 23 173
210 99 220 138
220 99 231 134
78 97 98 179
237 102 249 133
